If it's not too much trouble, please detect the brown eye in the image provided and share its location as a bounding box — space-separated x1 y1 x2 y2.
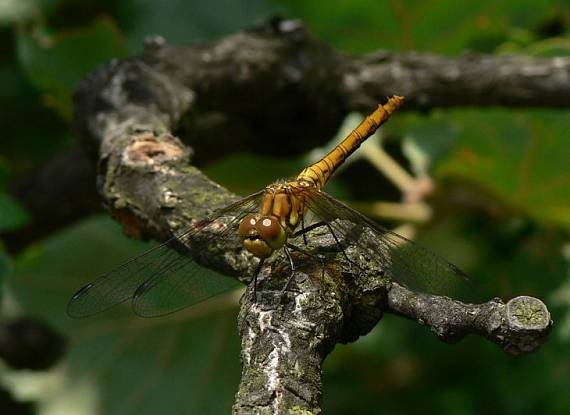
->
239 214 258 238
255 216 280 241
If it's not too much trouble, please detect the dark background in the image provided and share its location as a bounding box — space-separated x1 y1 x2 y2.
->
0 0 568 414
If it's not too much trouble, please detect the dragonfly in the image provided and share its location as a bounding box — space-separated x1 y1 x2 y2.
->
68 95 467 318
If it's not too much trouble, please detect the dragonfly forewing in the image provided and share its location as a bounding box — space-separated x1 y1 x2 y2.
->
67 191 264 318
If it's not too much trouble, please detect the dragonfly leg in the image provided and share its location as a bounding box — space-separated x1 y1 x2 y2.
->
300 213 308 246
252 258 265 303
293 221 352 264
286 243 325 265
280 245 297 295
292 221 327 238
324 222 352 264
287 242 326 280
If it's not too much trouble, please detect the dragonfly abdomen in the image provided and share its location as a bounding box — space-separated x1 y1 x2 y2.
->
297 96 404 189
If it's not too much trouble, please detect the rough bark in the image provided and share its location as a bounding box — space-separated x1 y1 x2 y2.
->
387 285 552 355
12 17 558 414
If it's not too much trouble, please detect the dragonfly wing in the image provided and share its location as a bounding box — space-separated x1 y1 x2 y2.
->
67 191 264 318
303 190 468 297
67 240 189 318
131 257 242 317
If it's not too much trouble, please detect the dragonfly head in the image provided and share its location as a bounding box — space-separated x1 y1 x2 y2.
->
239 214 286 258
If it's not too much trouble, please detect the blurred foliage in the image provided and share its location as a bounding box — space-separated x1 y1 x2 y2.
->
392 109 570 230
0 250 9 305
275 0 570 54
0 0 569 414
16 18 128 119
0 193 29 231
437 110 570 229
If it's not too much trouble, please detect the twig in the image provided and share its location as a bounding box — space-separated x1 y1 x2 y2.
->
359 141 418 195
387 284 552 355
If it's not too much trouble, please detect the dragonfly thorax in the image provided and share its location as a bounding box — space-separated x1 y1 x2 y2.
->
238 180 311 258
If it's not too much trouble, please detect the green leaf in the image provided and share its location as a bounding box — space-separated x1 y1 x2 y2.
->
0 191 30 231
436 109 570 229
16 18 128 119
120 0 275 52
274 0 564 53
399 113 459 176
551 245 570 341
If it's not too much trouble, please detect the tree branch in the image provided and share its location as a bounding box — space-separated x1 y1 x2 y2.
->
7 17 558 413
233 263 343 414
344 50 570 110
387 284 552 355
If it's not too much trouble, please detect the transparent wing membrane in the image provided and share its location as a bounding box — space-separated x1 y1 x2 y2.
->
303 190 468 297
67 192 264 318
132 259 241 317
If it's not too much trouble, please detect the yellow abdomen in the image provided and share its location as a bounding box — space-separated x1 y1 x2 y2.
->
297 96 404 189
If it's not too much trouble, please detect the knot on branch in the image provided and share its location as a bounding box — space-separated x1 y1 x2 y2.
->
124 132 188 168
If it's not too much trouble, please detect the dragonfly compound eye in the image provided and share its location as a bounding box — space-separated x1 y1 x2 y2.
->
238 214 258 238
256 216 286 250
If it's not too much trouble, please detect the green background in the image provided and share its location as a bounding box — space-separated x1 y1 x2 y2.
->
1 0 569 414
